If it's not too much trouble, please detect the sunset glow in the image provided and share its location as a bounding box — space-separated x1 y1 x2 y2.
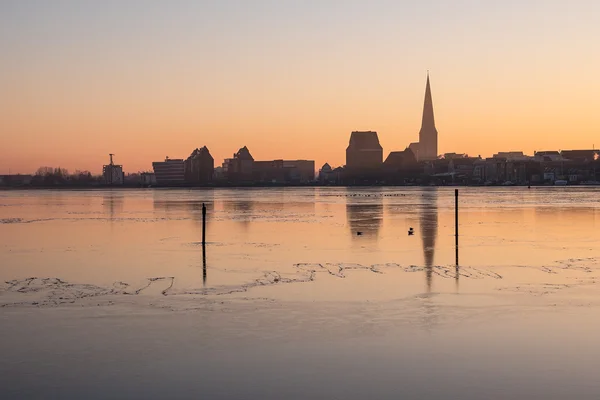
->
2 1 599 174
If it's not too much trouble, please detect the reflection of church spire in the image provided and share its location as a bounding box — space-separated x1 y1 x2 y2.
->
419 190 438 292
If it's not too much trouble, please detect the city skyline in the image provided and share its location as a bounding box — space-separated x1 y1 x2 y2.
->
2 1 600 174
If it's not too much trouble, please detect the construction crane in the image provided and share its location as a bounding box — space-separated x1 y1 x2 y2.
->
109 154 115 166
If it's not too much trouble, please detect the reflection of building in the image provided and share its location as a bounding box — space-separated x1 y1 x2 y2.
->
419 189 438 292
152 191 214 225
103 191 124 219
416 73 438 161
346 131 383 170
152 157 185 186
184 146 214 184
346 193 383 238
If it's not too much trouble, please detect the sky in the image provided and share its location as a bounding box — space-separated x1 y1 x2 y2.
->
1 0 599 174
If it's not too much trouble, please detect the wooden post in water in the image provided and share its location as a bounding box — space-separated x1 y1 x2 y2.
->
455 189 459 266
202 202 207 285
202 203 207 246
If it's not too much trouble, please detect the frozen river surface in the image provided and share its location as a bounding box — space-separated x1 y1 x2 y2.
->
2 187 600 399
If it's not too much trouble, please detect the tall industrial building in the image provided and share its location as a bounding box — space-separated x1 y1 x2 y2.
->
102 154 124 185
345 131 383 170
417 73 439 161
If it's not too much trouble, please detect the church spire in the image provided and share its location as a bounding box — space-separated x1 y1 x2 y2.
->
418 72 439 160
421 72 435 129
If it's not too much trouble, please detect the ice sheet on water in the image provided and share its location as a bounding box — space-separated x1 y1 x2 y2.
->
4 256 600 309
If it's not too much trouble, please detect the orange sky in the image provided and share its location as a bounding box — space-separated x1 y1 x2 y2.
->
1 1 599 174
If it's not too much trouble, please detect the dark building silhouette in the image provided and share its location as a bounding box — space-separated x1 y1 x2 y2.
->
318 163 343 184
102 154 124 185
384 148 418 169
254 159 315 183
184 146 214 184
0 174 33 187
152 157 185 186
417 73 438 161
560 149 599 163
382 148 420 183
346 131 383 170
221 146 314 184
222 146 255 182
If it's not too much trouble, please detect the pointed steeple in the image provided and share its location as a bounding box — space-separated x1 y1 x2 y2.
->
418 72 438 160
421 71 435 129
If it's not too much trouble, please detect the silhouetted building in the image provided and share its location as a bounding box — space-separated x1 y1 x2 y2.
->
384 148 418 169
493 151 530 161
184 146 214 184
408 142 420 159
140 172 157 186
222 146 254 182
448 157 481 183
319 163 343 184
534 151 563 162
346 131 383 170
254 160 284 182
213 166 224 181
0 174 33 187
283 160 315 182
152 157 185 186
417 73 438 161
253 159 315 183
102 154 124 185
442 153 469 160
560 149 599 163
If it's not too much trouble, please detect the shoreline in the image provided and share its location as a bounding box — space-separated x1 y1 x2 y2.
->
0 183 594 190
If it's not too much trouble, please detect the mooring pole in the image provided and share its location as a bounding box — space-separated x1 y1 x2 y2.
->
455 189 459 266
202 202 207 285
202 246 207 285
202 203 207 246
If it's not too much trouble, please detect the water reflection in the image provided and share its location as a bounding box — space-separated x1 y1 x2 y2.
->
103 191 124 220
223 198 255 229
419 189 438 292
346 194 383 239
152 190 214 223
202 243 207 286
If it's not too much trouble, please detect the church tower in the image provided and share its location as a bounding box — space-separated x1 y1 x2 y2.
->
418 72 438 160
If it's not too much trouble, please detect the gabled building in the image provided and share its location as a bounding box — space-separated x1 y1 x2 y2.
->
184 146 214 184
222 146 255 182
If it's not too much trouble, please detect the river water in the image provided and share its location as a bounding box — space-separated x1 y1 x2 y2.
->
2 187 600 399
